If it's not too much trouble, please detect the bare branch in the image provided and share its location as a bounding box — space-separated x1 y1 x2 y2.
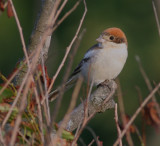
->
116 79 133 146
14 0 61 86
8 0 29 67
135 55 160 118
52 0 81 32
10 75 33 145
47 0 87 94
113 83 160 146
114 103 122 146
63 80 116 132
152 0 160 36
2 69 31 128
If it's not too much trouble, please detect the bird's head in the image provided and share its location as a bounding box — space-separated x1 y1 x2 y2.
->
96 27 127 46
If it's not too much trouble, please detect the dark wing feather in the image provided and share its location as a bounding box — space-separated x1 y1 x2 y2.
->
69 43 102 78
69 57 90 78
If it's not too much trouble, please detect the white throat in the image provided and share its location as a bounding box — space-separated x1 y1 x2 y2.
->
82 42 128 85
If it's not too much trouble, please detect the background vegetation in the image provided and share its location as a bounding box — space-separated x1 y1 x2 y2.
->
0 0 160 145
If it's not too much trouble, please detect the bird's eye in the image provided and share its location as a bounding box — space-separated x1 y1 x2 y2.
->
109 36 114 41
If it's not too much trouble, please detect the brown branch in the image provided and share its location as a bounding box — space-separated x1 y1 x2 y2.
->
47 0 87 94
113 82 160 146
135 55 160 118
0 50 35 98
2 69 31 128
52 0 81 32
114 103 122 146
9 0 29 67
116 79 134 146
62 80 117 132
71 80 94 145
14 0 61 86
49 80 116 145
152 0 160 36
10 75 33 145
135 86 146 146
33 86 44 143
50 78 83 145
0 127 6 146
85 126 99 146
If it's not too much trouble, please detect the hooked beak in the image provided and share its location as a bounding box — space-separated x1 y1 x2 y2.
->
96 36 105 43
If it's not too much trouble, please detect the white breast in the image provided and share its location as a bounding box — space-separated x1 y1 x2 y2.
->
81 42 128 85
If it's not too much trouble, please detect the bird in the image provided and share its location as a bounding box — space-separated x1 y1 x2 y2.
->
49 27 128 101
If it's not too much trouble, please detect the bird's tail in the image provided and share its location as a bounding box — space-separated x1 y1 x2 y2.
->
48 76 78 102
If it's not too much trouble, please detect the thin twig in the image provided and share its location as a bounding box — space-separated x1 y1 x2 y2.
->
114 103 122 146
9 0 30 67
153 81 160 96
18 131 31 145
33 86 44 143
135 55 160 118
41 51 51 123
152 0 160 36
52 0 81 32
37 75 50 127
48 28 86 102
113 83 160 146
116 78 133 146
71 82 94 145
134 126 144 146
50 78 83 145
48 28 86 140
48 2 87 140
88 139 95 146
50 0 68 27
135 86 146 146
59 78 83 131
14 0 61 86
2 69 31 128
1 52 35 128
0 50 35 96
47 0 87 94
85 126 99 146
0 127 6 146
10 75 33 145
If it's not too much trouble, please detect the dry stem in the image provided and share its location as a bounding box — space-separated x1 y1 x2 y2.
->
116 79 133 146
113 83 160 146
47 0 87 94
114 103 122 146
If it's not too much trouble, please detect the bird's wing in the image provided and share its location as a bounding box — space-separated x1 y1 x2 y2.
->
49 44 102 102
69 43 102 79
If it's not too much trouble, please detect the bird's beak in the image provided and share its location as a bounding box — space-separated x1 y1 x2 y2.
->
96 36 105 43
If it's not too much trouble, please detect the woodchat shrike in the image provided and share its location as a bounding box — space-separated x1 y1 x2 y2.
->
49 27 128 101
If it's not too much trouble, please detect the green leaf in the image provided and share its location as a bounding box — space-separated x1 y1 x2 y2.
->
0 103 18 122
62 130 74 141
0 86 14 102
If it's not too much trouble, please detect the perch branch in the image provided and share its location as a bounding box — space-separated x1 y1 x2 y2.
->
61 80 117 132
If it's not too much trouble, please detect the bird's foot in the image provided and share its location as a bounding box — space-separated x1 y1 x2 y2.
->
97 79 110 87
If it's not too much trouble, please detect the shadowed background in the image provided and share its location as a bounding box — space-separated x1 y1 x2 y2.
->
0 0 160 145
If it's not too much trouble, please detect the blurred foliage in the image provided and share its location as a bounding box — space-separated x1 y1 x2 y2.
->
0 0 160 145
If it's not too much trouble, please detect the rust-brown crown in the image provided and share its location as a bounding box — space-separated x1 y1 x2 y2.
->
102 27 127 44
